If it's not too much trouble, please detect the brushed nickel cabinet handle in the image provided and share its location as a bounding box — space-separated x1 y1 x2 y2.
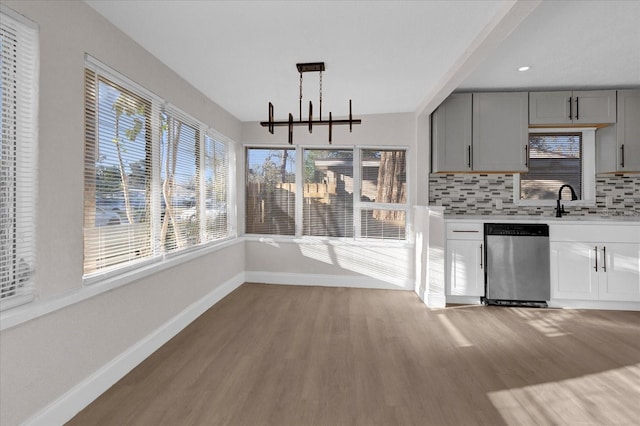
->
569 97 573 120
575 97 579 120
594 246 598 272
602 246 607 272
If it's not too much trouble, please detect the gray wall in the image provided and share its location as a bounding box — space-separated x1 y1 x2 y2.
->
0 2 244 425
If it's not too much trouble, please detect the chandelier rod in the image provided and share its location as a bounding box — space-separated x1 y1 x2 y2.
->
261 62 361 144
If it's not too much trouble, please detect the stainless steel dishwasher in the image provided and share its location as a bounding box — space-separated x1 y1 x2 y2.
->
484 223 550 307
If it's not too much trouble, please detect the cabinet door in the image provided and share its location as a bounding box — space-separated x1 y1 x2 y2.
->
573 90 616 124
530 90 616 125
446 239 484 296
550 242 599 300
617 90 640 172
529 91 572 125
432 93 472 172
598 243 640 302
472 92 528 172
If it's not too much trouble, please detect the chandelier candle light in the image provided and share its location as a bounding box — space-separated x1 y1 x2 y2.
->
260 62 361 144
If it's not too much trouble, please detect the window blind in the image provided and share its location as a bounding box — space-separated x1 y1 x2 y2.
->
0 8 38 311
83 69 154 275
159 110 200 252
245 148 296 235
303 149 354 238
521 133 582 200
244 147 408 241
360 150 407 240
204 133 229 241
84 56 234 280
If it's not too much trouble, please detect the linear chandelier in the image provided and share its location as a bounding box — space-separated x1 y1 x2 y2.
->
260 62 361 144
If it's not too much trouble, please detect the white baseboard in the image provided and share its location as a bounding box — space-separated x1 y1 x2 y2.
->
445 295 483 306
244 271 413 291
439 297 638 311
424 292 447 308
548 299 640 311
24 273 245 426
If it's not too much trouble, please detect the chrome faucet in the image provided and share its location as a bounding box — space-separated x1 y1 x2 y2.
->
556 184 578 217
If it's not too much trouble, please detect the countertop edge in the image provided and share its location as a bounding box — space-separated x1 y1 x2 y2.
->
444 216 640 225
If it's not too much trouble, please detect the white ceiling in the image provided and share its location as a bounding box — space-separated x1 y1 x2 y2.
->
85 1 640 123
457 0 640 92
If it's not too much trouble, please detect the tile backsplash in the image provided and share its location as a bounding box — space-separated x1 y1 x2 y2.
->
429 173 639 217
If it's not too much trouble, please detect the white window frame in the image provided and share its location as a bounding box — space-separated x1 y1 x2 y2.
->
356 147 409 241
245 145 410 242
514 127 596 207
300 146 356 239
0 6 38 312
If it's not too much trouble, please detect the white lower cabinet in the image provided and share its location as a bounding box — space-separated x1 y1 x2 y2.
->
445 221 640 306
445 222 484 297
447 239 484 296
598 243 640 301
550 242 599 300
550 230 640 303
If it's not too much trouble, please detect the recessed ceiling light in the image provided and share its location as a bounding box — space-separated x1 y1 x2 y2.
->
518 66 531 72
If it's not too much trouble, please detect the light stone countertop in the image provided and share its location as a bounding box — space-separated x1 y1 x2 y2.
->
444 215 640 224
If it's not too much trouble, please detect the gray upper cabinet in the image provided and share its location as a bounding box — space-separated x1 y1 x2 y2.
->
472 92 528 172
431 93 472 172
529 91 572 124
529 90 616 125
617 89 640 172
432 92 528 173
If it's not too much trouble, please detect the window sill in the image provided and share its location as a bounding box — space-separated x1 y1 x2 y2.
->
514 199 596 208
243 234 414 248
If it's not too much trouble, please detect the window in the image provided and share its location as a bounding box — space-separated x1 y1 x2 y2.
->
521 133 582 200
360 149 407 240
515 128 596 205
84 69 154 273
0 7 38 311
203 133 229 241
84 56 233 280
245 147 409 240
245 148 296 235
303 149 354 237
159 112 200 252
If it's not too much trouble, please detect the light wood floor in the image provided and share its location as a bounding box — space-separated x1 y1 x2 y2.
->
68 283 640 426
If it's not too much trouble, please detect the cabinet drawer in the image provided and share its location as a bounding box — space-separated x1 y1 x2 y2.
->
549 224 640 243
446 222 483 240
